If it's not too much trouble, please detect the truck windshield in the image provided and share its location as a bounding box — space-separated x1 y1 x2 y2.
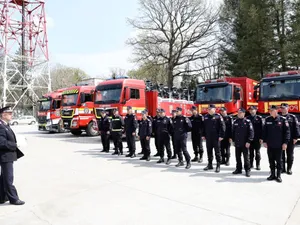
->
260 78 300 100
95 83 122 104
62 94 78 106
38 100 51 111
195 84 232 103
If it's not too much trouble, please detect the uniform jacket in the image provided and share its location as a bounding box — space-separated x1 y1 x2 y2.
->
189 114 204 135
222 115 233 139
263 116 290 148
138 118 152 138
98 116 111 132
281 113 300 141
124 114 138 134
152 115 159 136
232 118 254 148
110 115 124 132
156 116 173 135
173 115 192 137
203 113 226 139
247 114 263 141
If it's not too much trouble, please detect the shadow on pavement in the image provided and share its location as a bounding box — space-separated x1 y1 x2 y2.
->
75 148 270 183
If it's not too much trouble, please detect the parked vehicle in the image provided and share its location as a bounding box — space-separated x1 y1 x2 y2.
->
10 115 36 126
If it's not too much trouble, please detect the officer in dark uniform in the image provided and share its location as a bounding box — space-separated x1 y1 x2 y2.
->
152 109 160 157
189 106 204 163
247 106 263 170
173 107 192 169
219 107 232 166
138 109 152 155
144 109 153 122
156 109 173 165
124 106 138 158
138 110 152 161
263 105 290 183
231 108 254 177
99 109 111 153
170 109 177 159
0 106 25 205
110 109 124 155
280 103 300 175
202 104 225 173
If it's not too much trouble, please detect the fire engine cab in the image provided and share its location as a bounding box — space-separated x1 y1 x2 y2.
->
195 77 258 115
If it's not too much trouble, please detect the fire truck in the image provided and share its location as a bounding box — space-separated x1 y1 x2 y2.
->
93 77 194 122
194 77 258 115
256 71 300 119
37 89 66 132
60 85 98 136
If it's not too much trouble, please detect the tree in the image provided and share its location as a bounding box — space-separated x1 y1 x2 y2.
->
50 64 89 91
109 67 126 79
127 0 220 88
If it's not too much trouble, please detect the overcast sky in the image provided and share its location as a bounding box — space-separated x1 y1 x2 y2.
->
47 0 223 77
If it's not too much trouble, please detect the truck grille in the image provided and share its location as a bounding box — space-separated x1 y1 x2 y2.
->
61 109 74 117
38 116 46 124
62 119 72 129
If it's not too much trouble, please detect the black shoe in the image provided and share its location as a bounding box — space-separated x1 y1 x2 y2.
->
191 157 199 162
125 154 131 157
198 157 203 163
100 150 106 153
137 152 143 155
204 164 213 171
146 156 151 161
10 200 25 205
267 173 276 181
154 153 160 157
225 158 230 166
171 155 177 159
175 161 184 167
140 156 147 160
130 154 136 158
0 200 8 204
221 159 226 165
276 177 282 183
232 170 242 175
105 150 109 153
250 164 254 169
185 162 191 169
215 163 220 173
157 158 164 163
245 171 250 177
166 158 172 165
119 151 123 155
256 164 261 171
282 167 286 173
287 169 293 175
112 152 118 155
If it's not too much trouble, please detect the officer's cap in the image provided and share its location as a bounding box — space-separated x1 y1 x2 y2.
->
0 106 13 114
280 103 289 108
191 106 197 111
171 109 177 113
208 104 216 109
248 106 257 110
160 109 165 113
144 109 148 112
176 107 182 112
270 105 279 110
156 108 161 113
238 108 246 113
219 107 227 111
141 110 146 114
127 106 132 110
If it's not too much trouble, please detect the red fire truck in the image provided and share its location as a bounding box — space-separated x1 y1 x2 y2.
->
93 77 194 121
37 88 66 132
194 77 258 115
256 70 300 119
61 85 98 136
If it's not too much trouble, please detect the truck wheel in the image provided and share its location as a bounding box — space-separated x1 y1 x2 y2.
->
71 130 82 136
86 122 99 136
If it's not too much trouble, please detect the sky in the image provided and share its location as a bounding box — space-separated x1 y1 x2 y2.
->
46 0 223 78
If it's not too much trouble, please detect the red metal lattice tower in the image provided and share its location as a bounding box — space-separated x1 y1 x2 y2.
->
0 0 50 112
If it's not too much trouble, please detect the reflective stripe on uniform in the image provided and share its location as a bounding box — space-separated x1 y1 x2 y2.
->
112 129 122 131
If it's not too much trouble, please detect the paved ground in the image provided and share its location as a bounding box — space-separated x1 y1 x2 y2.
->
0 125 300 225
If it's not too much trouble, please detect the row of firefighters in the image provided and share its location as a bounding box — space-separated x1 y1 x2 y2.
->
97 103 299 183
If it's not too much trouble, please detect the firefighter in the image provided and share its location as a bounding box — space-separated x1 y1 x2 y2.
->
99 109 111 153
138 110 152 161
170 109 177 159
263 105 290 183
152 109 160 157
280 103 300 175
173 107 192 169
219 107 232 166
110 109 124 155
202 104 226 173
247 106 263 170
124 106 138 158
138 108 152 155
156 109 173 165
231 108 254 177
189 106 204 163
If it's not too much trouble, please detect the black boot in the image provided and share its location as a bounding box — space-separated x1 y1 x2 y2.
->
245 170 250 177
140 156 147 160
171 155 177 159
185 161 191 169
276 170 282 183
175 161 184 167
146 155 151 161
204 163 213 171
232 169 242 174
215 163 220 173
256 161 261 170
267 170 276 181
250 160 254 169
225 157 230 166
130 153 136 158
119 150 123 156
137 151 143 155
112 151 118 155
287 164 293 175
157 158 164 163
125 153 131 157
166 158 172 165
191 156 199 162
154 152 160 157
198 155 203 163
221 158 226 165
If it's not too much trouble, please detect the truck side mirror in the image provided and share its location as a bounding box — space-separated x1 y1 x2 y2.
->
253 90 258 100
80 93 85 104
234 91 240 101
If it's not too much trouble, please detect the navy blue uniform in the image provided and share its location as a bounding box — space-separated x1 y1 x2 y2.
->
138 118 152 157
98 115 111 152
232 118 254 172
156 116 173 159
189 114 204 160
173 115 192 163
220 115 232 164
203 113 225 165
152 115 159 155
263 116 290 177
124 114 138 156
247 114 263 168
281 113 300 172
110 115 124 155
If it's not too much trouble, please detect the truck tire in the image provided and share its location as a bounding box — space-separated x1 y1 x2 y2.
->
86 122 99 137
71 129 82 136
